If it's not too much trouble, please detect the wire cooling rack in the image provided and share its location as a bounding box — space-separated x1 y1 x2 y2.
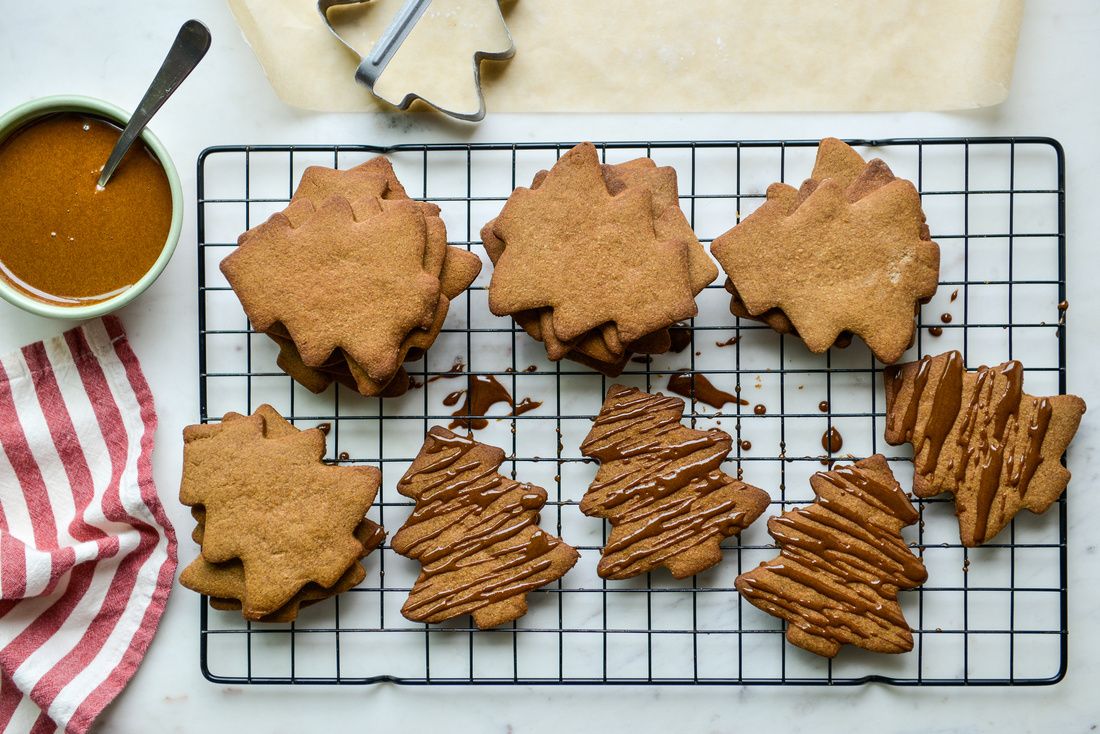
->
196 138 1068 686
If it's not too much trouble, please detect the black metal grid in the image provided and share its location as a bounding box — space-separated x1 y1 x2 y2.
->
195 137 1068 686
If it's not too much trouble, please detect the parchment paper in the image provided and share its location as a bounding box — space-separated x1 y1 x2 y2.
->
228 0 1023 113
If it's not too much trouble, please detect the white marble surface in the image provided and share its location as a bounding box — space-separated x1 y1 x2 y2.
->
2 1 1099 732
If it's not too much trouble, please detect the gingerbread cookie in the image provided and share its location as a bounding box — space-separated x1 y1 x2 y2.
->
711 138 939 364
579 384 770 579
735 455 927 657
392 427 579 628
224 157 481 397
483 143 715 374
179 405 381 619
184 509 384 623
884 350 1086 546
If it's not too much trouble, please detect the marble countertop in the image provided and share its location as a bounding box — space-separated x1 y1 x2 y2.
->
2 1 1098 732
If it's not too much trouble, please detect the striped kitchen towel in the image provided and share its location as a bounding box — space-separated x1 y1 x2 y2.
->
0 317 176 734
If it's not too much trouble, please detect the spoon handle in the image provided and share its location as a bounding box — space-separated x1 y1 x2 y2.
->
98 20 211 188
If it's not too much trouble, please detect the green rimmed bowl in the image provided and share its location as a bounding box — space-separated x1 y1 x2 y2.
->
0 94 183 319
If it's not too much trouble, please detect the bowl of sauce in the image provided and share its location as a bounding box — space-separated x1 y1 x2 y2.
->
0 95 182 318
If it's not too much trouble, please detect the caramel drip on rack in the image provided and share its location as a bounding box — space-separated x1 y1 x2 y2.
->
392 428 577 625
885 350 1065 545
735 456 926 658
579 385 768 579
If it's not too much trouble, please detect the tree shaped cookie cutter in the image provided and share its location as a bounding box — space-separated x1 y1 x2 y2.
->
318 0 514 122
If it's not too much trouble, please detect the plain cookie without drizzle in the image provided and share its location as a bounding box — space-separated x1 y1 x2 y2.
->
711 138 939 364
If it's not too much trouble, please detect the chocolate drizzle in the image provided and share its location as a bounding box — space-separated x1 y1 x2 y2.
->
884 349 1084 546
447 375 542 430
391 427 579 627
667 372 748 409
735 455 926 658
579 385 769 580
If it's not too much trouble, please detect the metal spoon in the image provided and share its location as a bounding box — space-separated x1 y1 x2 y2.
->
97 19 211 188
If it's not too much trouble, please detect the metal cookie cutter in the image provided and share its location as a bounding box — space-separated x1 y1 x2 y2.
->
318 0 514 122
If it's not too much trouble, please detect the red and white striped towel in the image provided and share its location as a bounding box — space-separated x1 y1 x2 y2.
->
0 316 176 734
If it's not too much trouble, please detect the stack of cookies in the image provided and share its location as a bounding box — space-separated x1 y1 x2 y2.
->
482 142 716 375
222 158 482 397
178 405 383 622
711 138 940 364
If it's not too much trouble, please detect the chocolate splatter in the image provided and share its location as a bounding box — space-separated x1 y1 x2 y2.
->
667 372 748 409
822 427 843 453
428 357 466 382
929 327 943 337
753 404 767 415
513 397 542 417
818 400 829 413
740 439 752 451
950 289 959 303
940 313 952 324
448 375 541 430
716 336 740 348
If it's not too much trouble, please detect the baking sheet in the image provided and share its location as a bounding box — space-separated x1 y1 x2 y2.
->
227 0 1023 114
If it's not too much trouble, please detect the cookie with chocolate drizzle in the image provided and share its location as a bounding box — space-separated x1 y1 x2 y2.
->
735 454 927 658
884 350 1086 546
579 384 770 580
392 427 579 628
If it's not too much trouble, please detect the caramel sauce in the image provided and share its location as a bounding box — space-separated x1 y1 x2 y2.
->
0 113 172 305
